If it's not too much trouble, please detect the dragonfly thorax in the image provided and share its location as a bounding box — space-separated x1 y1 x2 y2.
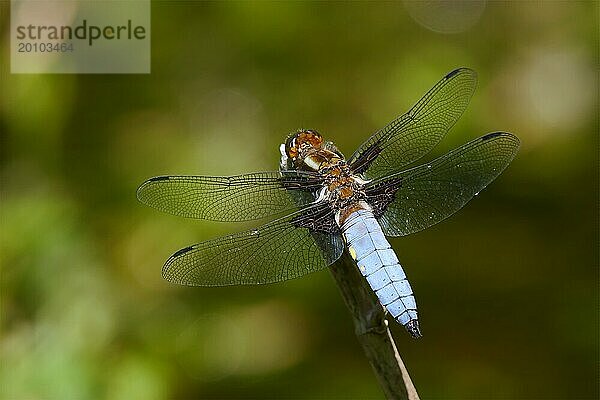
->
318 162 370 226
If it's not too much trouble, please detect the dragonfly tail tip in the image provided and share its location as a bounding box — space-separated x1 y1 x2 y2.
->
406 320 422 339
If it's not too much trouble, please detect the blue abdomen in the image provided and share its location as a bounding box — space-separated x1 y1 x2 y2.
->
340 208 421 338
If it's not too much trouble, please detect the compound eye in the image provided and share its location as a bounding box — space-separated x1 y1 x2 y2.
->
288 145 298 159
285 136 299 159
303 130 323 147
297 130 322 148
312 132 323 146
306 129 321 138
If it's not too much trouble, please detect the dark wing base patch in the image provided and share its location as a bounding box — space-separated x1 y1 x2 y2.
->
364 177 404 218
290 204 339 234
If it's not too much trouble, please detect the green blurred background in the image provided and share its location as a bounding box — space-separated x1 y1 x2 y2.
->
1 1 597 399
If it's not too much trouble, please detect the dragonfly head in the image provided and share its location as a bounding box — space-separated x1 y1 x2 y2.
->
283 130 344 171
285 130 324 159
283 130 325 170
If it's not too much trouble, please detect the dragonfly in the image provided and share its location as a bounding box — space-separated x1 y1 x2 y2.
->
137 68 520 339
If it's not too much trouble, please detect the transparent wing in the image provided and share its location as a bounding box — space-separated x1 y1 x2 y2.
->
137 171 323 222
162 204 344 286
349 68 477 179
365 132 520 237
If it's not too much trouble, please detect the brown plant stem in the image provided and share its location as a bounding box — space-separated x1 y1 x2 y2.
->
329 251 420 400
